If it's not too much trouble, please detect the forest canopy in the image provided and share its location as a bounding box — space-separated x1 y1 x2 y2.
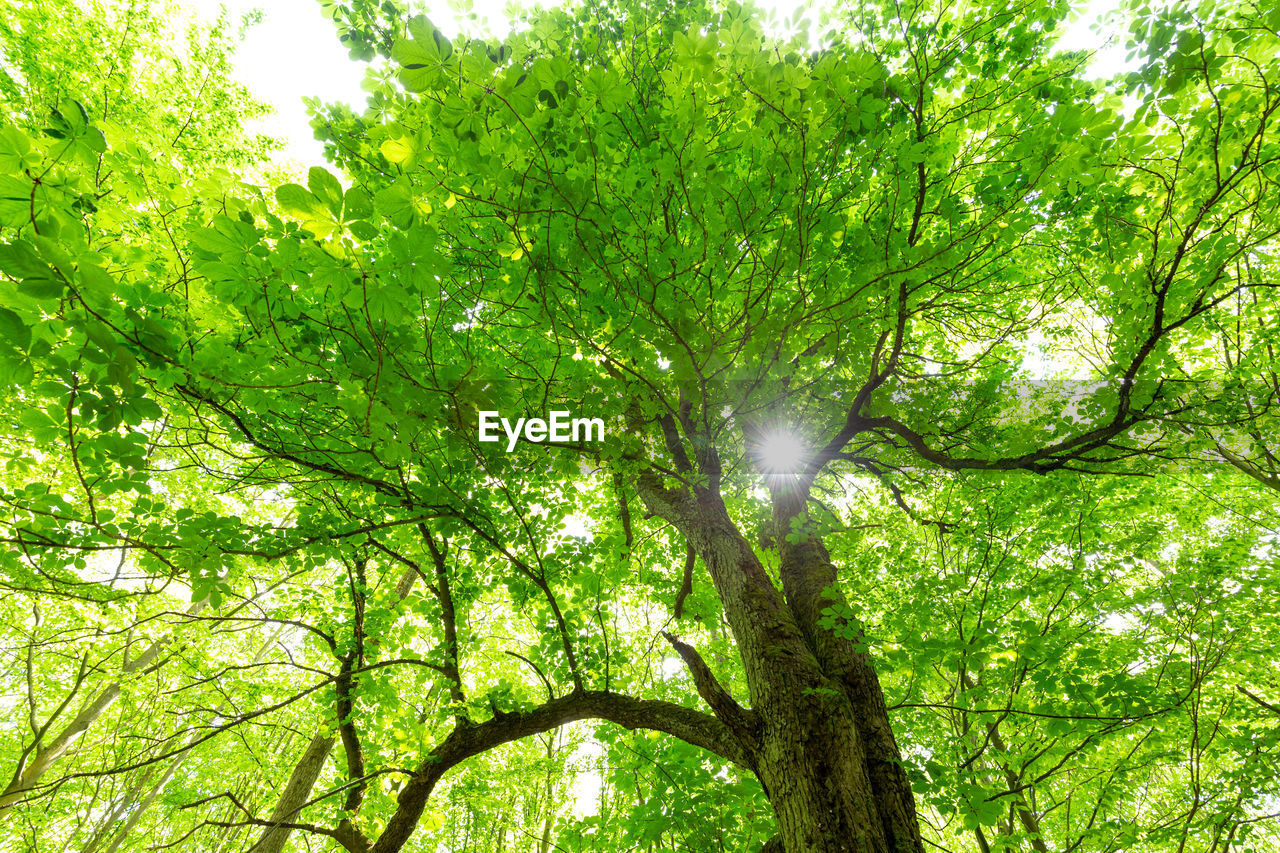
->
1 0 1279 851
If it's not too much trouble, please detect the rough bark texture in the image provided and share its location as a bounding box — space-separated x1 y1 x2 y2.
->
633 470 925 853
357 464 926 853
774 494 924 853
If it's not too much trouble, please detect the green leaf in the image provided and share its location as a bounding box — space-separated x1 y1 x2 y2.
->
0 240 55 282
0 308 30 351
379 136 416 165
189 227 240 255
308 167 344 215
343 187 373 220
0 127 36 173
392 16 453 92
373 184 416 228
275 183 324 217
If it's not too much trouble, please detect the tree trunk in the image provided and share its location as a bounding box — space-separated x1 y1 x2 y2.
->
772 507 924 853
87 624 283 853
538 732 557 853
0 607 196 811
97 742 192 853
79 769 155 853
639 477 924 853
246 565 416 853
246 730 337 853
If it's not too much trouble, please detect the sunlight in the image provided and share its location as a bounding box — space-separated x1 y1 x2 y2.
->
757 429 808 475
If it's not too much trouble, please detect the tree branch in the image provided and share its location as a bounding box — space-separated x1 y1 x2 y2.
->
661 632 760 750
371 689 752 853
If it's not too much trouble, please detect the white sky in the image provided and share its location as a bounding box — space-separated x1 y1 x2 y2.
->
188 0 1130 167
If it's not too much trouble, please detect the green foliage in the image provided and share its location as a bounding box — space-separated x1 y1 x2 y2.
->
2 0 1279 851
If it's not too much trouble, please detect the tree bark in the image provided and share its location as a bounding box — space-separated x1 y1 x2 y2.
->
637 472 924 853
773 497 924 853
246 564 417 853
538 732 558 853
246 730 338 853
358 475 926 853
370 690 747 853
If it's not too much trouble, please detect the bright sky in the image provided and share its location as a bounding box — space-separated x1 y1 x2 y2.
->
189 0 1131 168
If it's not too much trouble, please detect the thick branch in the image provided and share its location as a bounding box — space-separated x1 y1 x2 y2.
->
1216 443 1280 491
831 412 1144 476
1238 685 1280 717
371 690 751 853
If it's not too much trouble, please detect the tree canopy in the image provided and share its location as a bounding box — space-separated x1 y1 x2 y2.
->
1 0 1279 851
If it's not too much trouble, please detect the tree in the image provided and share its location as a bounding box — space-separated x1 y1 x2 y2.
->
1 0 1279 851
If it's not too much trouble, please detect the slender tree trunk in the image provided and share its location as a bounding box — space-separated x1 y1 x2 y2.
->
78 759 167 853
80 771 154 853
245 730 338 853
89 624 282 853
538 732 558 853
245 565 417 853
0 603 202 810
957 671 1047 852
97 745 190 853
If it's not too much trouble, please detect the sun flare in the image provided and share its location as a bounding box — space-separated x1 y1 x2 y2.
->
757 430 808 475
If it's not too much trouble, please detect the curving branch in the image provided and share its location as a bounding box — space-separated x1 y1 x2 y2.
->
370 689 753 853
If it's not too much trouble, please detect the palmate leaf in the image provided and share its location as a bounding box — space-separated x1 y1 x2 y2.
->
392 16 453 92
0 239 63 299
379 135 415 165
0 128 37 173
275 182 340 238
274 182 326 218
372 183 420 228
307 166 344 216
188 227 240 255
0 307 30 351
